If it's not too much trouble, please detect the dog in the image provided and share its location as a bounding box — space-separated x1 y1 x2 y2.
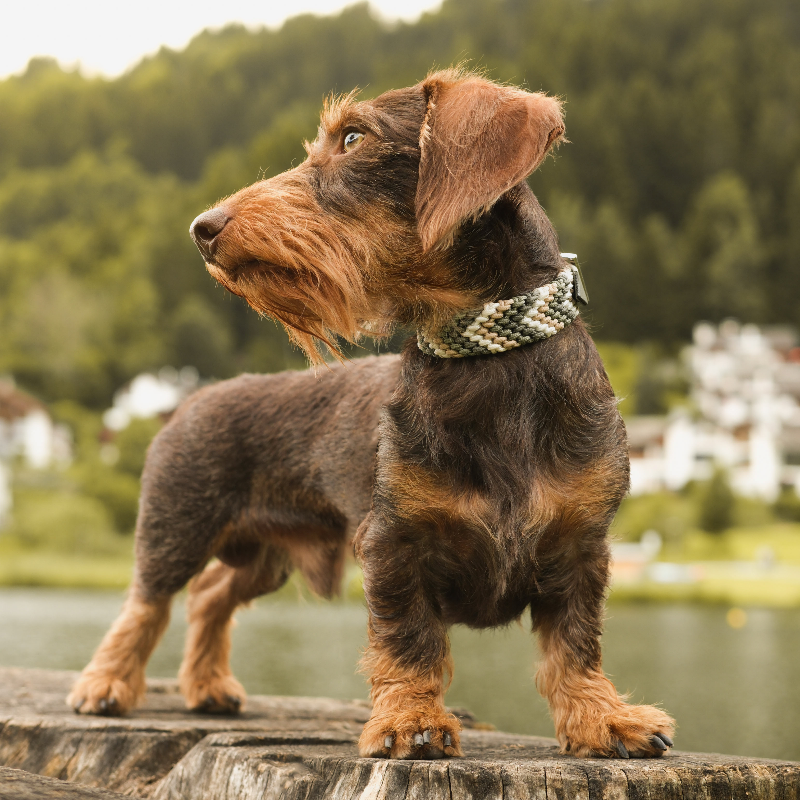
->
68 69 675 760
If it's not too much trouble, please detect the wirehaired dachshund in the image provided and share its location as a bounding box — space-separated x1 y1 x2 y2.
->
69 68 675 761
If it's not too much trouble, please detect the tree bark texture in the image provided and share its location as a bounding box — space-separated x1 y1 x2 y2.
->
0 668 797 799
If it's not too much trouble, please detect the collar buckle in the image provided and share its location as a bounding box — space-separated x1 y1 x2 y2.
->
560 253 589 306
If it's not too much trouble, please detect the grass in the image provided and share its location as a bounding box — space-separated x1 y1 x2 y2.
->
3 508 800 608
609 523 800 607
674 524 800 563
0 537 368 598
610 573 800 608
0 479 136 589
0 550 134 589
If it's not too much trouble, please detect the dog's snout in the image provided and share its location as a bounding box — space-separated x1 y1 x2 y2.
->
190 208 230 260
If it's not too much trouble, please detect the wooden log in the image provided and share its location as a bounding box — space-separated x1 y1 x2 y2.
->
0 766 132 800
0 667 797 799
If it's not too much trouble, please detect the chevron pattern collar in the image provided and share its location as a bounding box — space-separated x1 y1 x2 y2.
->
417 255 588 359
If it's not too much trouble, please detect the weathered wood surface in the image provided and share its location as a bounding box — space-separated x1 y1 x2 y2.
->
1 668 798 799
0 766 132 800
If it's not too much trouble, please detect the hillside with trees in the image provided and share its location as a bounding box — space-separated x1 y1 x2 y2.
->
1 0 798 409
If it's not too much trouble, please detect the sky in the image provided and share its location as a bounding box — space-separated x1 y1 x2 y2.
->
1 0 443 80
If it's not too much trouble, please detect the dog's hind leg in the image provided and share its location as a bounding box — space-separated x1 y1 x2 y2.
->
68 513 217 716
69 417 244 716
178 543 292 713
532 527 675 758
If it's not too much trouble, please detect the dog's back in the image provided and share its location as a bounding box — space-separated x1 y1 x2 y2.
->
136 354 400 599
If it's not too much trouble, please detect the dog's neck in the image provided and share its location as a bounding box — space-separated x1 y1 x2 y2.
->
452 183 564 297
417 184 585 358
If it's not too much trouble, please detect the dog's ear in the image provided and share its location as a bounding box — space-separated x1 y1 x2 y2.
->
416 73 564 252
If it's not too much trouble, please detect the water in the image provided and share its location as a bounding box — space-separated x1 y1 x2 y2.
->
1 588 799 762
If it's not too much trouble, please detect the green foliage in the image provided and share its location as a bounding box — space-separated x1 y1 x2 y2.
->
5 488 122 555
49 400 103 461
774 488 800 523
29 406 162 537
612 479 785 544
596 342 687 417
114 417 163 478
699 468 735 534
78 465 141 534
172 295 235 380
76 416 163 534
0 0 798 409
611 490 696 543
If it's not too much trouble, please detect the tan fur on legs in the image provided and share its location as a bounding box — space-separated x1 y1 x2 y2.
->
68 589 170 716
179 561 245 713
179 550 290 713
359 643 462 760
536 628 675 758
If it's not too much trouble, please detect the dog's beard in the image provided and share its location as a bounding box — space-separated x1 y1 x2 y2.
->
211 259 382 364
210 179 386 364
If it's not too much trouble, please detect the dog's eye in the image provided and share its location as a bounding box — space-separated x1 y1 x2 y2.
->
343 131 365 152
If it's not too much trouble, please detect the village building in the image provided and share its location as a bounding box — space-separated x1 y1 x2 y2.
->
626 320 800 499
102 366 199 432
0 379 72 525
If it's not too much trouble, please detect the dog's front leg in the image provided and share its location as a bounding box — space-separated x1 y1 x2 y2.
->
357 522 462 760
68 585 171 715
533 541 675 758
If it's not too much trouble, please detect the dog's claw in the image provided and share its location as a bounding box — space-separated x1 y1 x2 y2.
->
413 733 424 747
384 735 393 750
650 735 668 752
422 730 431 744
226 694 241 709
72 697 85 712
615 740 630 759
98 699 108 714
654 732 673 748
202 697 215 709
443 733 452 747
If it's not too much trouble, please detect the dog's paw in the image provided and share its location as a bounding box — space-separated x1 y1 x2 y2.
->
359 711 462 759
182 674 246 714
562 703 675 759
67 672 142 716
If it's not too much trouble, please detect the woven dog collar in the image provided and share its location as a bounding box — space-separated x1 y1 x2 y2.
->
417 257 587 359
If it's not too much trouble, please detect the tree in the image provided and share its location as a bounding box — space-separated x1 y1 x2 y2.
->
699 468 735 534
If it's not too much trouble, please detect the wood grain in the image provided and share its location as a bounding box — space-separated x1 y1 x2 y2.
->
0 668 797 799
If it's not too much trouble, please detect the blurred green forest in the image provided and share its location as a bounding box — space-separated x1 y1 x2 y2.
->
1 0 798 410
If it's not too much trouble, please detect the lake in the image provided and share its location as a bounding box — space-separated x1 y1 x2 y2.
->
1 587 799 762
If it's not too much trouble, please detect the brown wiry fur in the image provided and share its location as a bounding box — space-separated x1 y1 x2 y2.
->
209 171 378 362
416 68 565 251
536 625 675 757
69 70 674 761
359 647 462 759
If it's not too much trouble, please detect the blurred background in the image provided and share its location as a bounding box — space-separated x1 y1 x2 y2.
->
1 0 800 762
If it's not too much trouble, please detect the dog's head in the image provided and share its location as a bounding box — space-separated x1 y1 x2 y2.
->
190 69 564 362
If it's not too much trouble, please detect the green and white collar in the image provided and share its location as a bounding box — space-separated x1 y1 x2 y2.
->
417 255 588 359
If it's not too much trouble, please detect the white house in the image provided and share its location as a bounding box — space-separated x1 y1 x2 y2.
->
0 380 70 469
626 321 800 500
102 366 199 431
0 379 72 526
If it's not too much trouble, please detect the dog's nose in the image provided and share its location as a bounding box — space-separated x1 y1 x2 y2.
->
190 208 230 260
